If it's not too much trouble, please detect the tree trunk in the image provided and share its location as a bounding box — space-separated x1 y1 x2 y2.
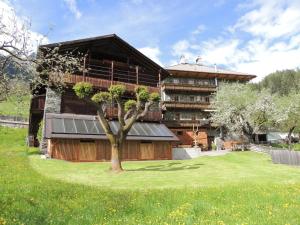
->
287 126 296 151
254 134 259 144
110 144 123 172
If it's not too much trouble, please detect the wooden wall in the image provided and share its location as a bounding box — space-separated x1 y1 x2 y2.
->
170 128 209 150
48 139 172 162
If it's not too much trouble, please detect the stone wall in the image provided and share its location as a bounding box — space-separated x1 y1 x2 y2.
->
40 88 62 153
172 147 202 160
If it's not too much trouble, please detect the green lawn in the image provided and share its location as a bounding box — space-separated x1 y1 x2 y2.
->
271 143 300 151
1 127 300 225
0 95 30 117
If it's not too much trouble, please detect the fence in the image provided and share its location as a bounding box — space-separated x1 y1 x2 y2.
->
0 115 28 128
270 150 300 166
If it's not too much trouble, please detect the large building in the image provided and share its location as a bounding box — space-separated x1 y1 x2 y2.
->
28 34 256 161
28 34 178 161
162 61 256 150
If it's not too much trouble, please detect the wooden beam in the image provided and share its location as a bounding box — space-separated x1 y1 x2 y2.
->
136 65 139 85
111 60 114 84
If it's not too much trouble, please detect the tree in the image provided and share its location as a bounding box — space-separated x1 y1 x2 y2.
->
0 7 34 100
0 6 82 100
73 82 160 172
273 92 300 150
211 83 274 143
252 69 300 96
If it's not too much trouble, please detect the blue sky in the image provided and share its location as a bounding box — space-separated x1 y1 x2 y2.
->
2 0 300 81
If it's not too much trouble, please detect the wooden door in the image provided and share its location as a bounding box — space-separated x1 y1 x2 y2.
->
140 143 154 160
79 141 97 161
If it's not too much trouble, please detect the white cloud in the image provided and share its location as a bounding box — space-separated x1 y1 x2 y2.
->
63 0 82 19
171 0 300 81
0 0 49 54
231 0 300 39
138 46 163 66
192 25 206 35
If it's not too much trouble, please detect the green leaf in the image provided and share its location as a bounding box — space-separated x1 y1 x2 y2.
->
124 100 137 111
109 85 126 99
91 92 111 103
73 82 93 99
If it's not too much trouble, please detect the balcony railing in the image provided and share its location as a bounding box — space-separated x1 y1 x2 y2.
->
64 74 160 93
162 101 211 109
105 107 162 122
162 83 216 92
64 61 160 91
163 119 210 127
31 95 46 111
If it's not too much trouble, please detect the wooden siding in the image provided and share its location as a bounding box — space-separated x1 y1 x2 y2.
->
170 129 209 150
61 91 162 121
48 139 172 161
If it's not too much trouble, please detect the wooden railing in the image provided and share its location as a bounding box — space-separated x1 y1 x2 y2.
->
64 74 160 93
162 83 216 92
31 95 46 111
163 119 210 127
162 101 211 109
106 107 162 122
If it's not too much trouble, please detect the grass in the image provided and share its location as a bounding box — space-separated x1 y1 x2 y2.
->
1 127 300 224
0 95 30 117
30 148 300 190
271 142 300 151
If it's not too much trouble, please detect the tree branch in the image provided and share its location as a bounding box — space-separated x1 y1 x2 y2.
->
82 97 114 137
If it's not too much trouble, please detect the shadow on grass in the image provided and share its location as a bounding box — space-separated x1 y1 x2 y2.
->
127 162 204 171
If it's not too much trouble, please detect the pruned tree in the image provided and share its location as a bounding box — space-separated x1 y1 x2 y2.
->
73 82 160 172
273 92 300 149
211 83 274 143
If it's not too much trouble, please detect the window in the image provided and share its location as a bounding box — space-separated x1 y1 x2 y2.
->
174 96 179 102
196 113 204 120
189 96 195 102
197 79 204 85
177 131 183 135
173 78 179 84
175 113 180 120
180 113 192 120
188 79 194 85
205 97 210 103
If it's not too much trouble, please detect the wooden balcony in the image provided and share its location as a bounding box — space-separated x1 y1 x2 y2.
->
30 95 46 111
64 74 160 93
163 119 210 128
162 83 216 93
162 101 211 110
106 107 162 122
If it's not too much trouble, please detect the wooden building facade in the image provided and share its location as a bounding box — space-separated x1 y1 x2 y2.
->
45 113 176 161
162 62 256 150
28 34 178 161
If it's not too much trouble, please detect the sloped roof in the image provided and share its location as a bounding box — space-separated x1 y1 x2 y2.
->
40 34 169 79
166 63 256 80
45 113 178 141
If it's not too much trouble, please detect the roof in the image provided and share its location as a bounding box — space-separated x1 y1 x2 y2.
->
45 113 178 141
40 34 169 79
166 63 256 81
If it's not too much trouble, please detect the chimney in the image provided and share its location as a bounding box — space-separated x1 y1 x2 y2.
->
195 56 202 65
179 55 187 64
214 63 218 72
